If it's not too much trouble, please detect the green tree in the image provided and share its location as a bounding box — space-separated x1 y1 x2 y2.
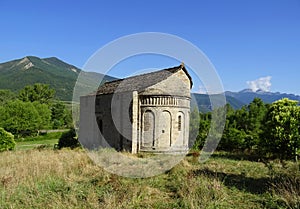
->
221 127 247 151
32 101 52 130
203 106 227 152
0 100 41 136
234 106 249 131
0 127 15 151
261 98 300 160
0 90 17 105
219 99 267 152
19 83 55 104
246 98 267 149
191 110 210 150
189 108 200 148
51 101 72 129
192 105 226 152
219 104 248 151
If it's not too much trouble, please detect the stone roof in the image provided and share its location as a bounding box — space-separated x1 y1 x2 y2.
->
95 63 193 95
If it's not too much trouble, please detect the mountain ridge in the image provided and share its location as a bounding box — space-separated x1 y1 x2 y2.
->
1 56 299 109
191 89 300 112
0 56 115 101
225 89 300 105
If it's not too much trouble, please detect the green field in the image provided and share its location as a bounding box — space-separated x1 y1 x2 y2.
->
0 148 299 209
15 132 63 150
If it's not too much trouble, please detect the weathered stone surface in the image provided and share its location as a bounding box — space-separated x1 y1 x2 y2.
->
79 64 192 154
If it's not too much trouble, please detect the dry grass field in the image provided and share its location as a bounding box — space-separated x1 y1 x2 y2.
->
0 149 299 208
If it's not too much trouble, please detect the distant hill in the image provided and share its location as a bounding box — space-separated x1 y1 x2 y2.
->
225 89 300 105
1 56 299 107
0 56 116 101
191 93 246 112
191 89 300 112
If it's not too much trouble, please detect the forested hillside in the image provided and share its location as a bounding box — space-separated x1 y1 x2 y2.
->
0 56 116 101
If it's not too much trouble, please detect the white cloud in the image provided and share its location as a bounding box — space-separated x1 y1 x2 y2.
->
246 76 272 92
197 85 207 94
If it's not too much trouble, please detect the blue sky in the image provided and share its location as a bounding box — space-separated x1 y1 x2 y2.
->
0 0 299 94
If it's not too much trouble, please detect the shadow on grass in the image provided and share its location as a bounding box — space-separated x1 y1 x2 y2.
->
192 168 270 194
211 152 263 162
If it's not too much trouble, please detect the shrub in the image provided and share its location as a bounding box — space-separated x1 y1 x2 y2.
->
0 127 15 151
57 128 80 149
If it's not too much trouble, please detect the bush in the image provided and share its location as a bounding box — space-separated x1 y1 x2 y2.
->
57 129 80 149
0 127 15 151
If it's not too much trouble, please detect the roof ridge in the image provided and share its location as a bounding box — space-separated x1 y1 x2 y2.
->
96 64 192 95
124 64 181 79
102 64 182 85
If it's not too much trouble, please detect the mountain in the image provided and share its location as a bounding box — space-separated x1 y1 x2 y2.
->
0 56 116 101
225 89 300 105
191 88 300 112
191 93 246 112
1 56 299 108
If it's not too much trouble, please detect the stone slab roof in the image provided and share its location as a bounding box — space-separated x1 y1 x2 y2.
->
95 63 192 95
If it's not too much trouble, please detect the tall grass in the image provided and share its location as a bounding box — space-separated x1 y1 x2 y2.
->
0 149 299 208
267 160 300 208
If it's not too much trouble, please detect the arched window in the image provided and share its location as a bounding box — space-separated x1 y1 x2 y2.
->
178 115 182 131
142 110 155 147
144 110 154 131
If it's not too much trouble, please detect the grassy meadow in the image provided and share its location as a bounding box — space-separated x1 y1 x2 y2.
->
1 143 299 208
15 132 63 150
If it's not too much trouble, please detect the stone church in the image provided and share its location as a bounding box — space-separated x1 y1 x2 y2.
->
79 63 192 154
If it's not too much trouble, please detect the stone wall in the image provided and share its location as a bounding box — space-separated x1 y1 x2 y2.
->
95 92 133 151
138 69 191 153
79 95 110 150
79 68 191 154
79 92 134 152
139 96 190 152
140 69 191 97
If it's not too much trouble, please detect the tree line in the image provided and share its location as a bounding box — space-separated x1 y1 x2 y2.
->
1 84 299 161
192 97 300 161
0 83 72 138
